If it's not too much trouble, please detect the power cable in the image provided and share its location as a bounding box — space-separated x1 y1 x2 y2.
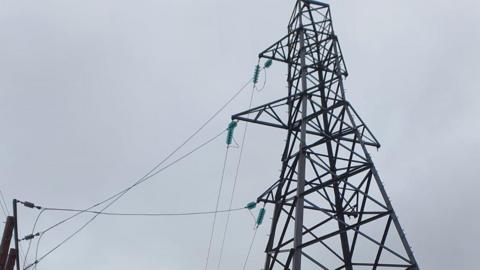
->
42 130 226 235
255 69 268 92
242 227 259 270
22 210 45 268
0 189 10 216
21 205 246 267
0 198 7 218
37 76 253 237
24 129 227 270
25 72 256 270
33 233 43 270
216 81 256 270
39 207 246 216
204 147 230 270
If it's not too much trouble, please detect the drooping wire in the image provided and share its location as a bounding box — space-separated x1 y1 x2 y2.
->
216 75 257 270
37 77 253 239
204 146 231 270
23 74 254 270
39 207 246 217
0 189 10 216
21 207 247 266
25 129 227 270
41 128 226 235
255 69 268 92
0 198 7 218
25 70 258 270
241 227 259 270
255 59 272 92
241 205 266 270
33 233 43 270
22 210 45 268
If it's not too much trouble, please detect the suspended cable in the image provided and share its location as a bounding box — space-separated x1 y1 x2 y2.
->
216 79 256 270
216 59 272 270
242 205 266 270
242 227 259 270
0 197 7 218
204 146 231 270
18 243 26 270
255 69 268 92
0 189 10 216
35 76 253 239
25 129 227 270
24 71 257 270
32 232 43 270
39 207 246 216
22 210 45 269
40 129 226 235
21 205 246 266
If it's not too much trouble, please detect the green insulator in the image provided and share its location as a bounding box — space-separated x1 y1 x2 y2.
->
256 208 266 225
226 121 238 145
228 121 238 130
245 202 257 210
264 59 273 68
226 133 233 145
253 64 261 84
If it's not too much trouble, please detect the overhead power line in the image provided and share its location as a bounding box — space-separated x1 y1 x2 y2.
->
217 71 258 270
25 75 255 269
25 129 227 270
40 128 227 235
40 207 246 217
38 76 253 237
0 198 7 218
242 227 259 270
204 147 230 270
0 189 10 216
22 210 45 268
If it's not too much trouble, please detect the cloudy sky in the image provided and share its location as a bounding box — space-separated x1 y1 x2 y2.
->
1 0 479 269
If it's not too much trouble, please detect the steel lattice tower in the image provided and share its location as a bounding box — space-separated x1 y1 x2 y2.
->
232 1 419 269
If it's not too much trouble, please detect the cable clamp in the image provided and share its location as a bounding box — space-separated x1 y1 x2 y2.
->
21 232 40 241
20 201 42 209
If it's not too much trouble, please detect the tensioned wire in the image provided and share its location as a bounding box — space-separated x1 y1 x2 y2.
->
39 128 227 235
216 71 258 270
24 129 226 270
22 209 45 269
40 207 246 216
0 189 10 217
27 207 248 270
39 77 253 237
206 61 270 270
23 75 255 270
25 207 248 269
242 226 259 270
0 196 7 218
204 147 231 270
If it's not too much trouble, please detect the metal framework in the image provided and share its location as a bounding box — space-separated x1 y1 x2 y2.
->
232 1 419 269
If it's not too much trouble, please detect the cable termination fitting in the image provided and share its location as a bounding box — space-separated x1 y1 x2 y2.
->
20 201 42 209
21 232 40 241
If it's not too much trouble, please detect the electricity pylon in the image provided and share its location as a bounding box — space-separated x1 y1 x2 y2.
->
232 1 419 269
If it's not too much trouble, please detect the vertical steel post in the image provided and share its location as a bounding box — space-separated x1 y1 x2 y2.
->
4 249 17 270
292 14 307 270
0 216 14 269
11 201 19 270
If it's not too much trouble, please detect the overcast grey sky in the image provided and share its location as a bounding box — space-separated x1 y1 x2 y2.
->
1 0 479 269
